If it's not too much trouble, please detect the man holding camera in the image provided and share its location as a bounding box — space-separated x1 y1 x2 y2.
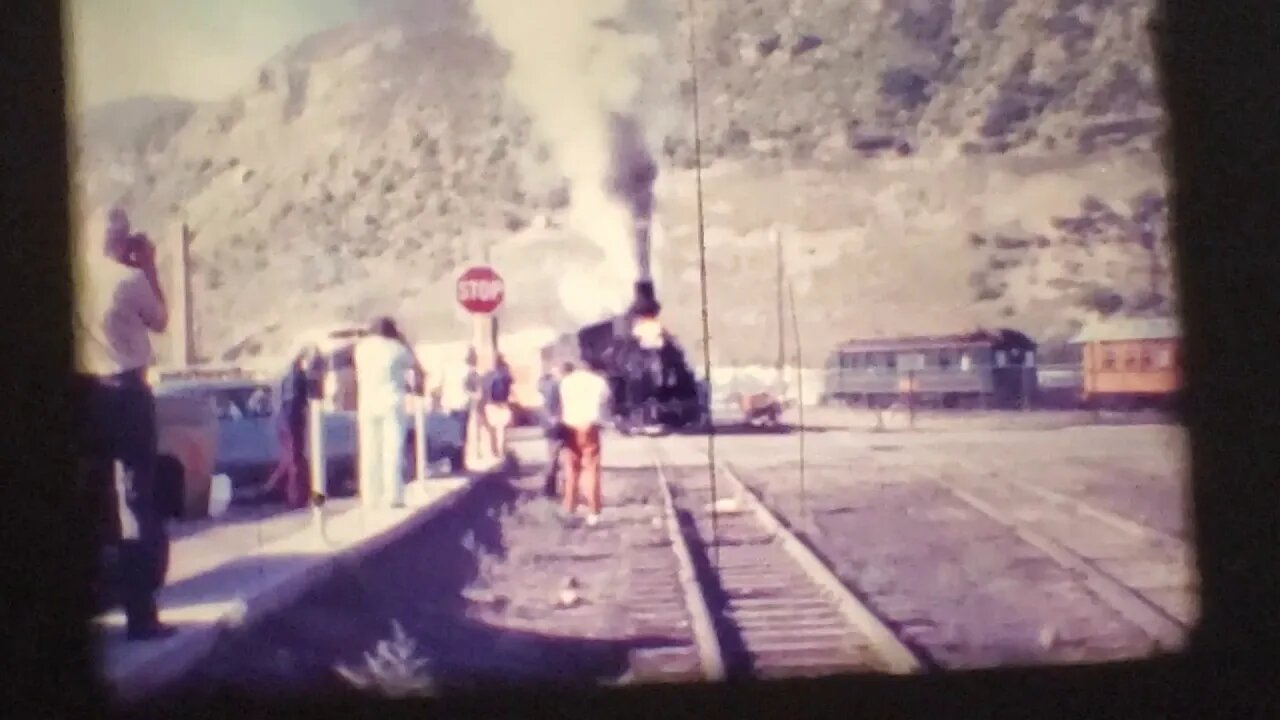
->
74 207 174 641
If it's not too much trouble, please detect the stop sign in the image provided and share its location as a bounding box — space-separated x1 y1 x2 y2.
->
456 265 505 314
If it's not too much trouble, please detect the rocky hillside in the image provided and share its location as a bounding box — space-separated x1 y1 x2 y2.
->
69 0 1170 368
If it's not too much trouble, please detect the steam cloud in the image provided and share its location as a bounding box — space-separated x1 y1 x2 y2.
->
472 0 668 325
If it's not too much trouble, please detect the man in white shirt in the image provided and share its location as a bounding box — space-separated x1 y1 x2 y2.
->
556 360 613 526
353 317 417 509
74 207 175 641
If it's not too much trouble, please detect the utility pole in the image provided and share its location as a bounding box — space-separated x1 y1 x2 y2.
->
170 222 196 368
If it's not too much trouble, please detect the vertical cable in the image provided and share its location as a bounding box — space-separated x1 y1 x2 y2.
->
787 280 807 526
684 0 717 569
776 227 785 376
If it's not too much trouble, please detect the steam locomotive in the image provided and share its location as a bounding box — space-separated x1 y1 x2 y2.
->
540 281 710 434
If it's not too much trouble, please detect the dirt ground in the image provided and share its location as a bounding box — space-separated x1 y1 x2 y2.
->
721 407 1189 537
681 411 1194 668
175 434 700 699
171 416 1193 696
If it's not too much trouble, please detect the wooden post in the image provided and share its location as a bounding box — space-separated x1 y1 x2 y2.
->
464 311 500 473
907 370 916 429
414 395 427 483
308 397 327 534
170 223 195 367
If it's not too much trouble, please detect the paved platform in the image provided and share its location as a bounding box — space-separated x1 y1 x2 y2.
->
94 477 472 701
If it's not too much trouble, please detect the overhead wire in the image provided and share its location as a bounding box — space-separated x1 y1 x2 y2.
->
683 0 718 569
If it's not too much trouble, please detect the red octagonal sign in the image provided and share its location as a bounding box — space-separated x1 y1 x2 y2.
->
456 265 505 314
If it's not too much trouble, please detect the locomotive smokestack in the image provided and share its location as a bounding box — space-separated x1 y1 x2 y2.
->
632 278 659 318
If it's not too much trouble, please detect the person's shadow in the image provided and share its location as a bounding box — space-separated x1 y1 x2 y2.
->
164 468 689 702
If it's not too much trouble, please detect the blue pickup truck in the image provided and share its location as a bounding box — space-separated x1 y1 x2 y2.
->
154 376 463 499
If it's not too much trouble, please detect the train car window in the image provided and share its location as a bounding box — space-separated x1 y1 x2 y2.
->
1139 350 1153 370
937 349 953 370
1124 349 1138 370
1025 351 1035 367
1156 348 1172 368
994 350 1007 368
1102 348 1117 370
959 352 972 371
885 353 898 369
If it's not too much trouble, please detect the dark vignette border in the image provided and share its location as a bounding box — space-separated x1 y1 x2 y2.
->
1 1 1276 718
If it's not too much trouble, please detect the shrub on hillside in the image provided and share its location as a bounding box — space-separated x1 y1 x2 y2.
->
880 67 933 111
1084 286 1125 315
993 235 1032 250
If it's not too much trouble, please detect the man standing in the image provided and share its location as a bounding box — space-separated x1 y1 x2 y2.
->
353 317 417 509
537 364 564 498
74 207 174 641
383 325 427 485
557 360 612 526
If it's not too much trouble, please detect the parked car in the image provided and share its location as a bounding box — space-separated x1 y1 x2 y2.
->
150 382 219 519
154 374 359 497
406 401 466 476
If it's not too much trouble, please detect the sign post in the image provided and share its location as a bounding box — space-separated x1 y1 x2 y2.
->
456 266 505 474
414 394 427 484
308 399 327 540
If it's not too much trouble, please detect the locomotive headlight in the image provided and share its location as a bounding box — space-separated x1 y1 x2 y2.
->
633 317 664 350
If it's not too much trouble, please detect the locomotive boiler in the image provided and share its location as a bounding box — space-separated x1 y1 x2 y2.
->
541 280 709 434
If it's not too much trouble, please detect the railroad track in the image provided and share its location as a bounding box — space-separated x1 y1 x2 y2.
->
649 443 926 680
713 447 1193 665
931 475 1196 645
182 448 928 691
997 476 1187 545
